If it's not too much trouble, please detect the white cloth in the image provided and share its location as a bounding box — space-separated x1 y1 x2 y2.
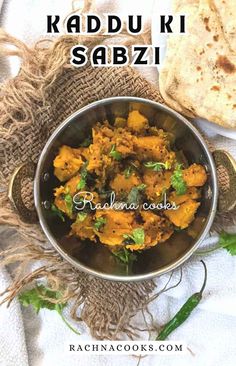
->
0 269 28 366
0 1 236 366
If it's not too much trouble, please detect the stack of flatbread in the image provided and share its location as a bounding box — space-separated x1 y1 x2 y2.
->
159 0 236 129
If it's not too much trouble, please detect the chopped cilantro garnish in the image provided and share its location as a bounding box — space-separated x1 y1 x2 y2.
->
123 228 145 245
77 162 88 190
144 161 171 171
112 247 137 264
77 179 86 190
77 212 87 222
196 231 236 256
51 204 65 222
109 144 122 161
171 163 187 195
94 217 106 231
219 232 236 255
64 193 73 213
124 166 133 179
19 285 80 335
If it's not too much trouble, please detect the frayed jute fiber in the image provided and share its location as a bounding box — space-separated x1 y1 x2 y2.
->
0 29 235 340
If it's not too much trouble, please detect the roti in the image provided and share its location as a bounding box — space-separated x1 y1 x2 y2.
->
212 0 236 52
159 0 236 128
159 1 199 117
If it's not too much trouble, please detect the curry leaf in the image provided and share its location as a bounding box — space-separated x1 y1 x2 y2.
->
171 164 187 195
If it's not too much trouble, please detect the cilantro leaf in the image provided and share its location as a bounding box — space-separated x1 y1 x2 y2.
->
137 184 146 190
219 232 236 255
77 212 87 222
123 228 145 245
196 231 236 256
94 217 106 231
112 247 137 264
77 162 88 190
19 285 65 314
144 161 171 171
171 164 187 195
64 193 73 214
19 285 80 335
124 166 133 179
77 179 86 190
127 184 146 205
51 204 65 222
109 144 122 161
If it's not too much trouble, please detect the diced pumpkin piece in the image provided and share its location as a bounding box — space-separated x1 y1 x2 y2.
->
143 170 172 200
54 195 69 217
110 173 142 197
183 164 207 187
71 214 96 242
74 147 90 161
127 110 149 132
54 175 82 197
126 211 173 251
95 210 135 246
134 135 176 163
168 187 201 205
114 117 127 128
54 145 83 182
112 129 135 156
87 143 103 172
53 175 82 218
164 199 200 229
141 211 173 245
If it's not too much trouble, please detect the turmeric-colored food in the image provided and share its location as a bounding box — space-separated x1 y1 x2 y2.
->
52 110 207 261
54 146 84 182
164 200 201 229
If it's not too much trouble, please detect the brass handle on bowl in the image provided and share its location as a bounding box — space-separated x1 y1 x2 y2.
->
213 149 236 212
8 162 38 224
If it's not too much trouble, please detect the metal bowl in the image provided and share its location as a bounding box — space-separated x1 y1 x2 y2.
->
34 97 218 281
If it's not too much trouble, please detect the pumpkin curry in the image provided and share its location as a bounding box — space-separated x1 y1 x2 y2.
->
52 110 207 261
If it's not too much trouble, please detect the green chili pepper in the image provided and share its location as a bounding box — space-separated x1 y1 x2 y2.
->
156 260 207 341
